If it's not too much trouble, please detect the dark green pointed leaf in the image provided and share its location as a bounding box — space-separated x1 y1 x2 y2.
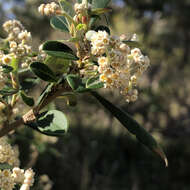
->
27 110 68 136
92 0 111 8
20 91 34 107
86 76 104 89
91 91 168 167
0 86 18 96
42 41 78 60
0 163 13 170
123 40 141 48
50 16 69 32
95 25 110 35
66 74 88 93
1 65 13 73
30 62 57 82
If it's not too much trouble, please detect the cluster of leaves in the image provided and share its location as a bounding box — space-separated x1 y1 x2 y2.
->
0 0 167 166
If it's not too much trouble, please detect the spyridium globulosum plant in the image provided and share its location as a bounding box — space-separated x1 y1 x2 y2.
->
0 0 167 189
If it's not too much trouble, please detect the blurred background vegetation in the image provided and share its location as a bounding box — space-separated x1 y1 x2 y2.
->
1 0 190 189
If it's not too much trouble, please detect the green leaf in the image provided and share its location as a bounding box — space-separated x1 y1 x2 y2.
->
95 25 110 35
50 16 69 32
59 0 74 17
0 86 18 96
86 76 104 89
44 56 71 74
66 74 88 93
27 110 68 136
0 163 13 170
1 65 13 73
20 91 34 107
91 91 168 167
42 41 78 60
123 40 141 48
19 78 39 90
36 83 54 107
30 62 57 82
92 0 111 8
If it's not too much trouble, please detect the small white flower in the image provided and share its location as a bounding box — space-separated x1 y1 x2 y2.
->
2 55 12 64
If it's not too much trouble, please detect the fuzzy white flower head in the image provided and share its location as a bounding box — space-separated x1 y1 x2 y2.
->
12 167 25 183
2 55 12 64
85 30 97 41
18 30 31 42
74 3 86 14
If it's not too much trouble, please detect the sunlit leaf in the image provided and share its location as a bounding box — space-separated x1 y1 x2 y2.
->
50 16 69 32
27 110 68 136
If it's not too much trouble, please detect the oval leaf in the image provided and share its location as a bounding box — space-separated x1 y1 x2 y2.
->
91 91 168 167
42 41 78 60
44 56 71 74
27 110 68 136
30 62 57 82
20 91 34 107
50 16 69 32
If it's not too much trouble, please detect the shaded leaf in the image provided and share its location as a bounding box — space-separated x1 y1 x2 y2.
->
27 110 68 136
95 25 111 35
36 83 54 107
19 78 39 90
66 74 88 93
30 62 57 82
86 76 104 89
43 41 78 60
0 86 18 96
50 16 69 32
20 91 34 107
1 65 13 73
91 91 168 167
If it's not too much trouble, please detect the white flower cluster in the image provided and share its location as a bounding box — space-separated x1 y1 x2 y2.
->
74 2 87 14
3 20 32 57
0 136 20 166
0 20 32 69
0 137 35 190
86 30 150 102
38 2 59 16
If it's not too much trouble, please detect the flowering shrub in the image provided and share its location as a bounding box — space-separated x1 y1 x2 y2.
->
0 0 167 189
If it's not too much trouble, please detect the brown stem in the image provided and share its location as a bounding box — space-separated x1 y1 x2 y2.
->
0 84 71 138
